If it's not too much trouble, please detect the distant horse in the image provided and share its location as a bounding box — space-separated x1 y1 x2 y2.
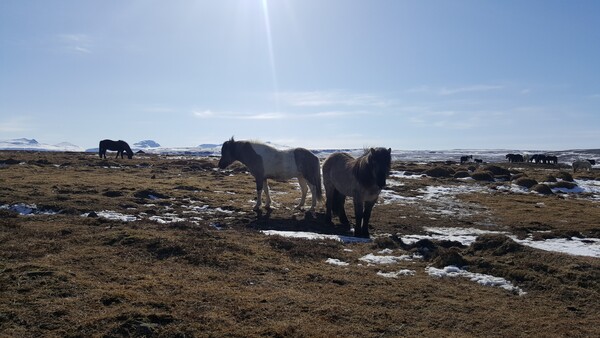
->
218 137 322 211
322 148 392 238
530 154 546 164
99 139 133 159
546 155 558 165
573 160 592 172
460 155 472 164
505 154 524 163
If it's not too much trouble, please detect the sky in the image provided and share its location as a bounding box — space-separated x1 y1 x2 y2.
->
1 0 599 150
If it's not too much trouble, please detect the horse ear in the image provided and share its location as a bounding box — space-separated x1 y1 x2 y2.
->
387 148 391 154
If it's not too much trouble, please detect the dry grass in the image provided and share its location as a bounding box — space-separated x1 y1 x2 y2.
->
1 151 599 337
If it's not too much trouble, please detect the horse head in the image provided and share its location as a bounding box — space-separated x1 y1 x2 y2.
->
369 147 392 189
218 137 236 169
122 141 134 159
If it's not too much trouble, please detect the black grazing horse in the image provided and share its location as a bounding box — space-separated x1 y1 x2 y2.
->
99 139 134 159
460 155 473 164
505 154 524 163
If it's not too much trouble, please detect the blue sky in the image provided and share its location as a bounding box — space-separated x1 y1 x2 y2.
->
1 0 599 150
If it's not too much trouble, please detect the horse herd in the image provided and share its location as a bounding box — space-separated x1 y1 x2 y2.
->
505 153 558 164
99 138 391 238
503 153 595 172
99 138 596 236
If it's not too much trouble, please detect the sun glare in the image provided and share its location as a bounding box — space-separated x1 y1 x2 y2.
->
261 0 280 111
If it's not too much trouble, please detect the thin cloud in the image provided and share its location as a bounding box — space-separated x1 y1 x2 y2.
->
58 33 93 54
193 109 366 120
405 84 504 96
309 110 370 118
0 117 32 133
245 112 285 120
193 110 218 118
278 91 392 108
439 85 504 95
193 110 284 120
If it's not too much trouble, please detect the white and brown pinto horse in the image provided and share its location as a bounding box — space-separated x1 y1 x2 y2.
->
322 148 392 238
218 137 322 212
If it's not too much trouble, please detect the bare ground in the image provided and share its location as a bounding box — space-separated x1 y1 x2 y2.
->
1 151 599 337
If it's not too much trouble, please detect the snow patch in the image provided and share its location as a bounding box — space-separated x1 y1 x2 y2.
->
0 203 58 215
82 211 138 222
510 235 600 258
377 270 416 278
260 230 370 243
426 265 526 295
149 214 186 224
402 227 508 246
325 258 350 266
358 253 419 265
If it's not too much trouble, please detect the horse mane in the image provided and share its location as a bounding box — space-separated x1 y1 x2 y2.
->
352 148 392 187
352 150 376 187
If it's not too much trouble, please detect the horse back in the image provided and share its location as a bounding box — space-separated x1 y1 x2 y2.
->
323 152 356 196
250 143 298 179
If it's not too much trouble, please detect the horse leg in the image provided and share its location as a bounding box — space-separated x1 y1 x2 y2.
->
353 197 365 237
263 179 272 210
361 200 376 238
296 177 308 210
307 182 318 212
254 178 264 211
325 187 334 224
336 191 349 225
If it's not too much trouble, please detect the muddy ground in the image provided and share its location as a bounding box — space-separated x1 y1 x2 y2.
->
1 151 599 337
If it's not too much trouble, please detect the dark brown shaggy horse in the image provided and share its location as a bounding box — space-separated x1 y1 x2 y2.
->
322 148 392 238
99 139 134 159
218 137 322 212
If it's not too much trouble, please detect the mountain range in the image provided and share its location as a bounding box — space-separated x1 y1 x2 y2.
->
1 138 598 164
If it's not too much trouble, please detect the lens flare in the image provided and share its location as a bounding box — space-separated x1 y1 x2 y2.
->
261 0 280 110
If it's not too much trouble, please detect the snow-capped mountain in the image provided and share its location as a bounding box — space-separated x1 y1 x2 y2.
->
134 140 161 148
1 138 598 164
0 138 84 152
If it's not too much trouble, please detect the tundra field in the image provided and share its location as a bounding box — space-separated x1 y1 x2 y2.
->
1 151 599 337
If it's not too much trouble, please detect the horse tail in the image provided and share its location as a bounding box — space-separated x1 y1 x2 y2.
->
295 148 323 202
